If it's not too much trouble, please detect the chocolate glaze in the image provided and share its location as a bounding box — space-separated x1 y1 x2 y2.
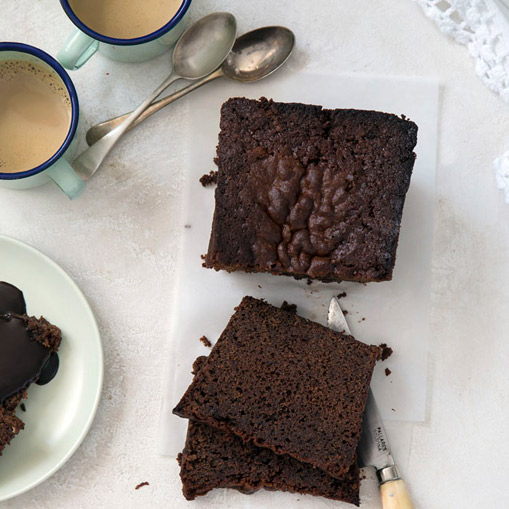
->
0 281 26 315
37 352 59 386
0 282 59 403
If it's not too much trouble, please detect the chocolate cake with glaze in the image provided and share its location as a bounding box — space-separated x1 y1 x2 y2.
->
0 282 61 456
204 97 418 283
177 356 361 505
173 296 381 480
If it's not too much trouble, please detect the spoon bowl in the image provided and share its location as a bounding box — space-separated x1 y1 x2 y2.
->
223 26 295 82
174 12 237 79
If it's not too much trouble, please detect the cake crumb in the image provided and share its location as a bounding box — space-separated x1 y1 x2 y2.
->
257 285 262 289
184 224 191 229
20 403 26 412
306 279 312 285
385 367 391 377
199 335 212 348
280 301 297 314
379 343 393 361
199 170 218 187
343 309 348 315
135 482 149 490
336 291 347 299
392 408 396 412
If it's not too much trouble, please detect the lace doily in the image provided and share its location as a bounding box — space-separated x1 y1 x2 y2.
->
414 0 509 202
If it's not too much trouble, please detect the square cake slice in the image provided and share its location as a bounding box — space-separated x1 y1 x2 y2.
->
173 296 381 479
204 97 418 283
179 420 361 505
177 356 360 505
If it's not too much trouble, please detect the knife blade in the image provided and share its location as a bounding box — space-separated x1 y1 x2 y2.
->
328 297 414 509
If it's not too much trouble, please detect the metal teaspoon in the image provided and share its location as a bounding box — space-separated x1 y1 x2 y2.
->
73 12 237 180
86 26 296 145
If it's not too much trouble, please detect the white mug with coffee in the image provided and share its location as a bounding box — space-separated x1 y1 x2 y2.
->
0 43 85 199
58 0 192 70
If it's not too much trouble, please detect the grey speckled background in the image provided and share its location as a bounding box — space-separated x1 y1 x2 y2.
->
1 1 509 508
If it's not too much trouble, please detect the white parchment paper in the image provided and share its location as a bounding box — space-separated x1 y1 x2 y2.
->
160 70 439 459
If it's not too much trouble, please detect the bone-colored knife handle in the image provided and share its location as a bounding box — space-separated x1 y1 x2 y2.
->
381 478 414 509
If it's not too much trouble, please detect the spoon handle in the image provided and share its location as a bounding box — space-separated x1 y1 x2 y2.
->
86 68 224 146
73 73 181 180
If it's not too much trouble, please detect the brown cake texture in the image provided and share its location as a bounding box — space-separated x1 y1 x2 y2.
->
204 97 418 283
173 296 381 480
179 418 361 505
0 314 61 455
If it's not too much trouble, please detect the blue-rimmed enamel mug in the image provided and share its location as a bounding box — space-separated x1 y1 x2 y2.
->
57 0 192 70
0 43 85 200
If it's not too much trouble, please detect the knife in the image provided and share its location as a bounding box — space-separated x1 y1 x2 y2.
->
328 297 414 509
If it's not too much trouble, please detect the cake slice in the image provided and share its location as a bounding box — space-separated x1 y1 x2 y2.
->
178 356 361 505
0 282 62 455
204 97 418 283
179 419 361 505
173 296 381 479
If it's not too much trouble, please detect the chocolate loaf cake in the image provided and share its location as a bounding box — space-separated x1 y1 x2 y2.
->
204 97 418 283
0 282 62 456
174 296 381 479
178 356 360 504
179 419 361 505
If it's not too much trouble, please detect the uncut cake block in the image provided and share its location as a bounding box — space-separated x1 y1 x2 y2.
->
204 97 418 283
173 296 381 480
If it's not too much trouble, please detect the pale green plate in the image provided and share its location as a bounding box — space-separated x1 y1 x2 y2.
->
0 234 103 502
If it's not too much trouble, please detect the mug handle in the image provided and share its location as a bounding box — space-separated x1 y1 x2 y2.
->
58 30 99 70
46 160 86 200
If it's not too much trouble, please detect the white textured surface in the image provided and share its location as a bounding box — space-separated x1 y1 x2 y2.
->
1 0 509 508
413 0 509 202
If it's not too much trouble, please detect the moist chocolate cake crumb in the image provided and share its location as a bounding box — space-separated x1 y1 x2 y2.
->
379 343 393 361
204 97 418 284
178 356 360 505
199 335 212 348
280 301 297 314
199 170 218 187
179 420 360 505
337 292 347 300
344 310 348 315
385 368 391 377
174 296 381 480
135 482 149 490
306 279 313 286
19 403 26 412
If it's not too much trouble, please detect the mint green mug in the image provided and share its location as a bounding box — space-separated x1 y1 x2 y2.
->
0 43 85 200
58 0 192 70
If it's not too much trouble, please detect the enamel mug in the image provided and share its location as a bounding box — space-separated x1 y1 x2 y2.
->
0 43 85 200
57 0 192 70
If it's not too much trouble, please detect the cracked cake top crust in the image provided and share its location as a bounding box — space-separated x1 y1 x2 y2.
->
204 97 418 283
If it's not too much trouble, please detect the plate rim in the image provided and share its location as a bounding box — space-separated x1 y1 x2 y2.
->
0 233 104 502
